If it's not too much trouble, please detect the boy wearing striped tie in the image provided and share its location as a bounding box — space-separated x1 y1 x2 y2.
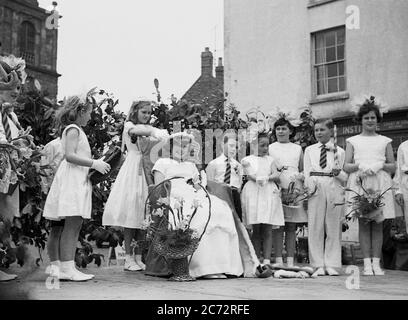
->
303 118 347 276
206 135 244 220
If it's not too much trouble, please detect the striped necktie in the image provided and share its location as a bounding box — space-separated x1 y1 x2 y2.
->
320 144 328 169
1 104 12 142
224 157 231 184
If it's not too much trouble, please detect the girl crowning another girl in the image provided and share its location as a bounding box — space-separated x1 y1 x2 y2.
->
103 100 168 272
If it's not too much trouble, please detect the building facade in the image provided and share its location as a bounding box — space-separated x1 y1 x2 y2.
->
181 47 224 107
224 0 408 153
0 0 60 98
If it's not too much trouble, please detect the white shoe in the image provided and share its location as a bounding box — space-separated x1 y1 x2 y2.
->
312 267 325 277
136 261 146 271
0 270 17 282
363 258 374 276
46 265 61 278
325 267 339 276
59 261 94 281
372 258 385 276
124 259 142 271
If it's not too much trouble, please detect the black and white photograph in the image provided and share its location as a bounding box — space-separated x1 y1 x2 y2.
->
0 0 408 308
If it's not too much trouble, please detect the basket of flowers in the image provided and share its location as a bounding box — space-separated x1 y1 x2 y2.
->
342 175 393 224
142 176 211 281
280 173 317 209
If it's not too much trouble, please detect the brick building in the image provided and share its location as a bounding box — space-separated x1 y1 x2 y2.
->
181 47 224 107
0 0 60 98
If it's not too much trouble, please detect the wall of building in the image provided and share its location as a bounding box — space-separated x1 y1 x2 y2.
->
0 0 60 98
224 0 408 119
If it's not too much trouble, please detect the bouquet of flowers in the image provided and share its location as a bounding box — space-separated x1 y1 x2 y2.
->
142 177 211 260
280 173 316 208
343 175 393 223
0 135 47 195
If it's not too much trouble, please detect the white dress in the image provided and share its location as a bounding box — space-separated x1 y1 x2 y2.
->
241 155 285 227
269 142 307 223
43 124 92 221
152 158 244 278
346 134 395 220
103 121 149 229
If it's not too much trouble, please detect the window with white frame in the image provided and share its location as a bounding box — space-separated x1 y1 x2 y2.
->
312 27 346 96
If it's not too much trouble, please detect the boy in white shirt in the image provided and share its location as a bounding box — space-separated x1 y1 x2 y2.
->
304 118 347 276
206 135 243 220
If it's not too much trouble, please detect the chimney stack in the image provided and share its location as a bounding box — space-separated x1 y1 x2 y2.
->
215 57 224 82
201 47 213 77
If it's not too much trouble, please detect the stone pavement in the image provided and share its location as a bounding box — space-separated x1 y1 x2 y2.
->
1 253 408 300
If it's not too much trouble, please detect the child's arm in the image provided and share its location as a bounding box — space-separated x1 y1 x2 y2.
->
343 142 359 173
382 142 396 175
333 148 348 183
205 161 216 182
394 145 405 206
268 161 280 183
65 127 110 173
298 149 304 173
128 124 168 140
303 147 311 180
153 170 165 185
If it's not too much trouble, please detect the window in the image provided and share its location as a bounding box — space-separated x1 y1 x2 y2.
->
312 27 346 96
19 21 36 65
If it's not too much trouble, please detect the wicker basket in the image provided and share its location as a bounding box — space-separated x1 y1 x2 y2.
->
152 235 200 260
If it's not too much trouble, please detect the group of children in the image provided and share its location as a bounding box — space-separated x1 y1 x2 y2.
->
0 55 406 282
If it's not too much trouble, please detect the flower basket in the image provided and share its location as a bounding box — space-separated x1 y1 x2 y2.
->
153 235 200 260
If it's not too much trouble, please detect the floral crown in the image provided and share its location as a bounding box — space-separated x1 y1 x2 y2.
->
0 55 27 84
350 94 389 116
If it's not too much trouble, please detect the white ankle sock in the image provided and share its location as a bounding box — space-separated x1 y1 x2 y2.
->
363 258 371 267
50 260 60 266
263 259 271 265
275 257 283 264
372 258 382 268
286 257 294 267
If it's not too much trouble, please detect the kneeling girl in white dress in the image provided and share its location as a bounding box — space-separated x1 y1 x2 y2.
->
151 133 258 279
43 95 111 281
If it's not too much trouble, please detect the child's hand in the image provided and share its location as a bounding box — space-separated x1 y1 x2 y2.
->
91 159 111 174
256 176 267 186
268 173 280 183
152 128 169 141
332 168 341 177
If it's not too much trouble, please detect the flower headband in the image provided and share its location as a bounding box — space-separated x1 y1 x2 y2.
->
0 55 27 84
267 107 302 128
350 94 389 116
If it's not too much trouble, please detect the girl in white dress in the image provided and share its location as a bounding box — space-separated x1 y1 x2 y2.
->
43 95 111 281
344 98 396 276
241 132 285 265
103 101 168 271
269 117 306 267
152 133 249 279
